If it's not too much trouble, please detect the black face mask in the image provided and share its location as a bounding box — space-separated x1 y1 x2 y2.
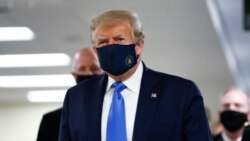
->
220 110 248 132
76 74 99 84
96 44 137 76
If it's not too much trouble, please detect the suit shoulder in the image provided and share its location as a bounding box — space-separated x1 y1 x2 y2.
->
71 74 106 90
65 74 107 101
146 68 201 96
148 68 195 85
43 108 62 118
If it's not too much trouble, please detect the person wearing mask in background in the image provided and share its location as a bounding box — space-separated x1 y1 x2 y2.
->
37 47 103 141
59 9 212 141
213 87 250 141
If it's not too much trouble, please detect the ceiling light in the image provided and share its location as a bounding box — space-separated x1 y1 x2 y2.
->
0 53 71 68
27 90 67 103
0 74 75 88
0 27 35 41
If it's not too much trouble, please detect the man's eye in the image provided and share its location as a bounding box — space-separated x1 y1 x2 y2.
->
98 41 106 45
223 104 230 108
235 103 242 108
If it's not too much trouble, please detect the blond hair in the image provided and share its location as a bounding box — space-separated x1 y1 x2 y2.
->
90 9 144 44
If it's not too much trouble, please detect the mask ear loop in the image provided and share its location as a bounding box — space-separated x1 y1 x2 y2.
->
135 35 144 59
134 42 141 61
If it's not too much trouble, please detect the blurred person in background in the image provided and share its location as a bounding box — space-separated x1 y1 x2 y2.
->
37 47 103 141
213 87 250 141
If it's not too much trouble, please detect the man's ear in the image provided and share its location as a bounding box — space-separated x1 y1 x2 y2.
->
135 39 144 56
71 72 77 81
93 46 98 54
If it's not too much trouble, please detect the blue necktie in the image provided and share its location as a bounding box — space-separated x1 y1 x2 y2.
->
107 81 127 141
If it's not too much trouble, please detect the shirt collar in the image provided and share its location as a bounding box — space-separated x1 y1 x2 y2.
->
106 61 143 93
222 131 242 141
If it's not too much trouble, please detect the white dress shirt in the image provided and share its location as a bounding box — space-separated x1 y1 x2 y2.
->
222 131 242 141
101 61 143 141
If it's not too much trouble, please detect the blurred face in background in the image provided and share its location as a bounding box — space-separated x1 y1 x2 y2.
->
219 88 250 133
72 48 103 83
219 89 249 113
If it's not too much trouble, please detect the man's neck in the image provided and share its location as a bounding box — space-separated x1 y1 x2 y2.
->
224 128 244 141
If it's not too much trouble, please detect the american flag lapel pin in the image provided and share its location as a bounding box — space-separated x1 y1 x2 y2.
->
151 93 157 98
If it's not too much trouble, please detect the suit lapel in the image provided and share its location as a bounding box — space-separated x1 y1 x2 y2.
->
132 65 160 141
85 75 108 141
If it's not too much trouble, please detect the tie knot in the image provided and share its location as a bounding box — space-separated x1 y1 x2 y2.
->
112 81 126 93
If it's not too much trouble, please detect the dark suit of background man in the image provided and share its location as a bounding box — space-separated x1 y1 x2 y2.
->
59 9 212 141
213 87 250 141
37 48 103 141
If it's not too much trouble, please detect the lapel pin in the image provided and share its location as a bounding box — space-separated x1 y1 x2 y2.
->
151 93 157 98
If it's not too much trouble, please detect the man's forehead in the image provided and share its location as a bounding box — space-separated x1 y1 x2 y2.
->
221 90 248 104
78 52 96 61
95 21 131 33
76 58 96 66
98 20 130 29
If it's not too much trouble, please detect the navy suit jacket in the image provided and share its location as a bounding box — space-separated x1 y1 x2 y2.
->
59 64 212 141
37 108 62 141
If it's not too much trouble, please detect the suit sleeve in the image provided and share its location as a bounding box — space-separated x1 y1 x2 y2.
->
183 81 213 141
58 90 72 141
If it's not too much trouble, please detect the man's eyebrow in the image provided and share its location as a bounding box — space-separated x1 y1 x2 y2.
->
97 38 108 42
113 34 126 38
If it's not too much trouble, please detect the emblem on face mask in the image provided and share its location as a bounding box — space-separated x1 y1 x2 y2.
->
125 55 134 67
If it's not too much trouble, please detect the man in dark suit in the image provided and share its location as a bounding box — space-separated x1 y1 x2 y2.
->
37 108 62 141
37 48 103 141
242 124 250 141
59 9 212 141
213 87 250 141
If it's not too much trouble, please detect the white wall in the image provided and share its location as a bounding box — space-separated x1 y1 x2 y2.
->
0 103 62 141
